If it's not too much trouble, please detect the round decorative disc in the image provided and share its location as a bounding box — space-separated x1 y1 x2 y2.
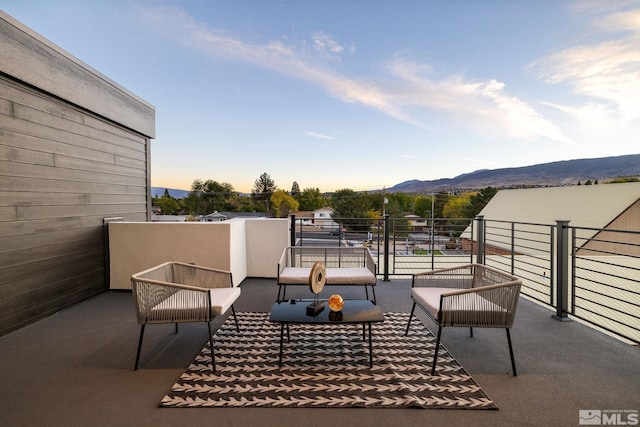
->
308 261 326 294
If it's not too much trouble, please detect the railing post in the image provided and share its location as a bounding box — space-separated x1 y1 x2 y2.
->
383 214 390 281
475 215 485 265
289 214 296 247
553 219 572 321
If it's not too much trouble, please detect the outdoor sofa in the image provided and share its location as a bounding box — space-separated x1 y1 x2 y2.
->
276 246 377 302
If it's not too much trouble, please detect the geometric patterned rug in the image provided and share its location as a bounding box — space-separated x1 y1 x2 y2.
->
160 312 497 409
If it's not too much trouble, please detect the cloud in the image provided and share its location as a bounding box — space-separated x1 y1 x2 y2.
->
529 8 640 123
139 5 570 143
385 57 572 143
305 131 334 140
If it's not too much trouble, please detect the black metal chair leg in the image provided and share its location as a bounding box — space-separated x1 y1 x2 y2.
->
469 327 473 337
371 286 377 304
506 328 517 376
207 321 216 372
405 302 416 336
431 326 442 376
134 324 145 370
175 323 178 333
231 305 240 332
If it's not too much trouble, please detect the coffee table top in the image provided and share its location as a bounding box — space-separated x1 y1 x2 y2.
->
269 299 384 324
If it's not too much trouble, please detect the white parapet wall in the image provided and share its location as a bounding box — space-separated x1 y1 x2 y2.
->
108 218 288 290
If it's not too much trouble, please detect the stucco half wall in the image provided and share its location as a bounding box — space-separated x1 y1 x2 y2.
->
108 218 288 290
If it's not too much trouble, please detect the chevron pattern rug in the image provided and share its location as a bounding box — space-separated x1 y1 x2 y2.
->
160 312 497 409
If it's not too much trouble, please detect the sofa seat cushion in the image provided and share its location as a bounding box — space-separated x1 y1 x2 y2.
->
278 267 376 285
411 287 505 322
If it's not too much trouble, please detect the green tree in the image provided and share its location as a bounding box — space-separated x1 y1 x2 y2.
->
442 193 471 219
190 179 237 214
297 187 326 211
462 187 498 218
155 194 181 214
252 172 276 211
414 196 432 218
291 181 300 199
330 188 370 230
270 190 299 218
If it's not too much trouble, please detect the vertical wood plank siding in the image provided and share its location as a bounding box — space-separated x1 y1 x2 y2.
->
1 12 155 335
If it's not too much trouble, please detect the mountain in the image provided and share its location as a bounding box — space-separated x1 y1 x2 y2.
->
151 187 190 199
152 154 640 198
389 154 640 193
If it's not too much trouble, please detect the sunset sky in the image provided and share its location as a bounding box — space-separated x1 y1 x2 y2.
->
4 1 640 193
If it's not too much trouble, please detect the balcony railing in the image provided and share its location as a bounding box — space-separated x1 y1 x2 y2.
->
290 214 640 345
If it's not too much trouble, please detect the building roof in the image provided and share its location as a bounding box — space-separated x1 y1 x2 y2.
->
477 182 640 229
461 182 640 254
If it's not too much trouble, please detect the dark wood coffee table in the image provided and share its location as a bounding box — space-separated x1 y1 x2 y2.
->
269 299 385 367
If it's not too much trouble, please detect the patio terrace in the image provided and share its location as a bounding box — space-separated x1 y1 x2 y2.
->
1 276 638 427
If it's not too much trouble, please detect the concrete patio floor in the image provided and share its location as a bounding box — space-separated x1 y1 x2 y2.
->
1 278 638 427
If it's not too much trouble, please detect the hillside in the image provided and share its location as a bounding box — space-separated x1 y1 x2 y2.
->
152 154 640 198
151 187 190 199
389 154 640 193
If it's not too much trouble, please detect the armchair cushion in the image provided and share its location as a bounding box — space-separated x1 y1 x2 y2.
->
151 287 241 321
411 287 507 323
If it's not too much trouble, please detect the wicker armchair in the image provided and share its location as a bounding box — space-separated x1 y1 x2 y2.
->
405 264 522 375
131 261 241 370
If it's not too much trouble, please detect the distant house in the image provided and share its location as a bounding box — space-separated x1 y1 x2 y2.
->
462 182 640 256
290 211 314 225
152 215 188 222
405 214 428 232
202 211 227 222
313 207 339 230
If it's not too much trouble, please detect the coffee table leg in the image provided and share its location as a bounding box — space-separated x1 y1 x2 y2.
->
368 322 373 368
279 323 285 367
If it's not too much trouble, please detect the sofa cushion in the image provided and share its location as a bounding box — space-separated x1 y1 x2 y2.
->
278 267 375 285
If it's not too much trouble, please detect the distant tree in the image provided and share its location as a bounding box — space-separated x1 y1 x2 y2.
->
442 193 471 219
190 179 237 214
414 196 432 218
462 187 498 218
387 192 414 213
270 190 299 218
252 172 277 211
155 194 181 214
297 187 326 211
606 177 640 183
291 181 300 199
330 188 370 230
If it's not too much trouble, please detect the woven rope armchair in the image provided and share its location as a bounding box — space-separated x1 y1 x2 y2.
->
131 261 241 370
405 263 522 376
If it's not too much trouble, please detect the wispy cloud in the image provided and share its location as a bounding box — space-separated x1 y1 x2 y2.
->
305 131 334 140
529 8 640 123
385 57 572 143
397 154 418 159
139 5 571 143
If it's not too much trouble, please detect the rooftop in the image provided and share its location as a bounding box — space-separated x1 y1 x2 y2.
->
1 277 638 427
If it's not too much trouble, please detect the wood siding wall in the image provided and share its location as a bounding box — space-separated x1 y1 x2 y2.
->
577 200 640 257
0 74 151 335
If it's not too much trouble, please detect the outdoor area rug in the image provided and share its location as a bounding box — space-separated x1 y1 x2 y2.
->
160 311 497 409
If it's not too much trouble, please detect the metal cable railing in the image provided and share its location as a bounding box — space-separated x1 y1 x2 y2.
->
290 214 640 344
